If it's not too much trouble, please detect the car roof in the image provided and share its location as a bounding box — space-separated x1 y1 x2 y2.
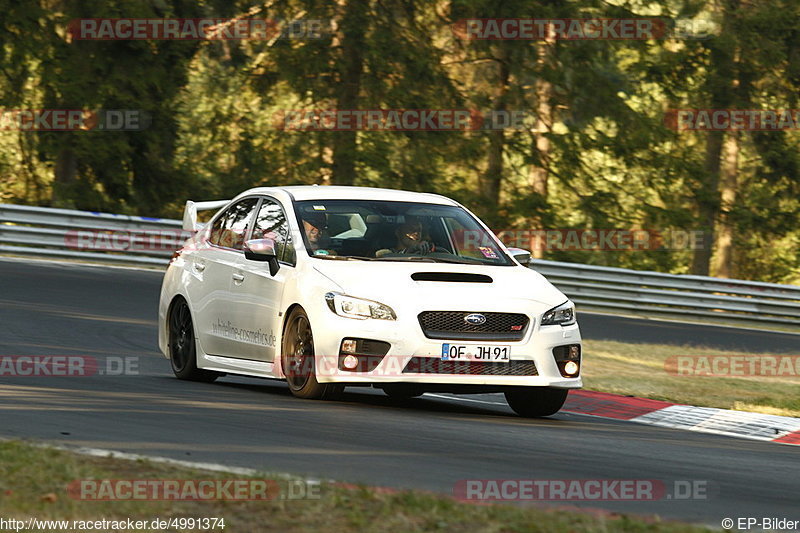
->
238 185 458 206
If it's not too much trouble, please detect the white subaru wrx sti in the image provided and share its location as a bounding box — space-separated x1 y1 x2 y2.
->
158 186 582 417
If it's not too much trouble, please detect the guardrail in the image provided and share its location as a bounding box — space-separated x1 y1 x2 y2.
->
0 204 187 266
532 260 800 328
1 203 798 329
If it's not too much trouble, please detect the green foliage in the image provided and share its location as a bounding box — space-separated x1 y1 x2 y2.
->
0 0 798 283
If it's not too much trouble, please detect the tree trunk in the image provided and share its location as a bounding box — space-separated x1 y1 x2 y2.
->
712 132 739 277
529 37 554 259
331 0 367 186
51 146 77 208
530 118 550 200
319 143 333 186
481 128 504 208
691 130 723 275
690 0 737 275
479 45 510 214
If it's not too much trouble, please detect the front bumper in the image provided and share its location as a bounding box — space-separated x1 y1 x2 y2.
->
310 310 583 388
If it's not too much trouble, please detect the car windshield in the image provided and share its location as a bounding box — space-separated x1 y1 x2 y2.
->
293 199 513 266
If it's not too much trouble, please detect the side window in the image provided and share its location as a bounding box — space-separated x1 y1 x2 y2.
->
251 198 295 265
208 198 259 250
208 211 227 246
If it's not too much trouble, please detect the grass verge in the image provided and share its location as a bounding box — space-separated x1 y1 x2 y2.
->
0 440 712 533
583 339 800 417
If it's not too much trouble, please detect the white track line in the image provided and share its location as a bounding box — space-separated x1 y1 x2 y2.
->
0 255 161 273
22 440 327 482
424 393 506 406
580 310 800 337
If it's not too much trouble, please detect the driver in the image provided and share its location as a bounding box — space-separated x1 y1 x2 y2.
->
301 212 337 256
376 220 436 257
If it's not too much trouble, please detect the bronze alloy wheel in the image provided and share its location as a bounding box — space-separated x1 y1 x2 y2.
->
281 307 342 399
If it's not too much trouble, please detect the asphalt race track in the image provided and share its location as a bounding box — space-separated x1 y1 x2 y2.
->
0 258 798 526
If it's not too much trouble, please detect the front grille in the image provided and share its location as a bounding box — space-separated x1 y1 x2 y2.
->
402 357 538 376
418 311 529 341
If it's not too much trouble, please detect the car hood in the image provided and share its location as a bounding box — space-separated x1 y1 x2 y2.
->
311 260 567 309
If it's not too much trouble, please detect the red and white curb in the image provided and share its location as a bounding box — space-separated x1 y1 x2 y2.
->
563 390 800 446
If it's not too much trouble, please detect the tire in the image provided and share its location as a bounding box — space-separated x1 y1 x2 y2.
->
504 387 568 418
281 307 342 400
381 384 424 399
168 298 219 382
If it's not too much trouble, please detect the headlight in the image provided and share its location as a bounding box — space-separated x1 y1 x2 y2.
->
541 301 576 326
324 292 396 320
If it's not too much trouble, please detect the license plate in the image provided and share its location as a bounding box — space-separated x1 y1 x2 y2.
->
441 343 510 362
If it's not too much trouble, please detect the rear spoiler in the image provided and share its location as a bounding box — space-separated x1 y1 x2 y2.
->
182 199 230 231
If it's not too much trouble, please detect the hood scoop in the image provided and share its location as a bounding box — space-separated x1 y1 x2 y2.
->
411 272 493 283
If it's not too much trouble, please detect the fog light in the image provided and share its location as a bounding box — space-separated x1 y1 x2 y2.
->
564 361 579 376
342 355 359 370
569 345 580 358
341 340 358 354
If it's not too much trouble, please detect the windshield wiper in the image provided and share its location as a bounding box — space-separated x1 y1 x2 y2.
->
326 255 487 264
372 256 484 264
415 256 487 265
441 258 484 264
372 256 437 262
313 254 372 261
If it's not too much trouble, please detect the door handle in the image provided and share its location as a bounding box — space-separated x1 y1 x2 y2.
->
194 263 206 272
232 273 245 282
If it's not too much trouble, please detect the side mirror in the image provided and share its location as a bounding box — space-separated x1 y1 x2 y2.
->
507 247 531 266
244 238 280 276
